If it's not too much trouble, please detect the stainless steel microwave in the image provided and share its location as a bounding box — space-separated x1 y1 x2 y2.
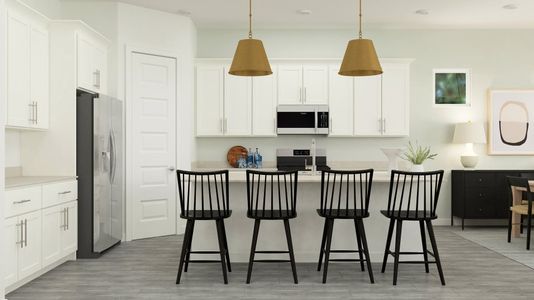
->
277 105 329 135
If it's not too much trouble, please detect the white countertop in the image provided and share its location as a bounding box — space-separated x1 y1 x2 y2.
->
6 176 77 189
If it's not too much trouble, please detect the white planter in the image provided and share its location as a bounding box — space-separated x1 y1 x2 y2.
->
411 164 424 172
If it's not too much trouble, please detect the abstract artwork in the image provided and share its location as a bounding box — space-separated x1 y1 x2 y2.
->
488 90 534 155
433 69 470 105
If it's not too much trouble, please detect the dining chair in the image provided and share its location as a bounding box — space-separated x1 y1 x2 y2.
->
507 176 534 250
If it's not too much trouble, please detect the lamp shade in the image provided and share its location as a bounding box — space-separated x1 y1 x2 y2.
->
229 39 272 76
339 39 383 76
453 122 487 144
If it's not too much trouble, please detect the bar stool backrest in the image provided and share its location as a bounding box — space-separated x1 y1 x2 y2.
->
319 169 374 217
246 170 299 218
176 170 230 219
386 170 444 219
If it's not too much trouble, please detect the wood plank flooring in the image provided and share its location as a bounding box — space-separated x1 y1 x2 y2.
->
7 227 534 300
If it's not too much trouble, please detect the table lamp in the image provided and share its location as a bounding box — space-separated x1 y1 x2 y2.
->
453 122 487 168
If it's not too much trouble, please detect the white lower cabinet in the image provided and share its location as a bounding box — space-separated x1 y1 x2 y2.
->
4 211 42 286
42 201 78 268
4 180 78 292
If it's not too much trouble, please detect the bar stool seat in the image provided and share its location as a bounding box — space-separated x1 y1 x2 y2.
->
317 209 369 219
380 210 438 220
182 210 232 220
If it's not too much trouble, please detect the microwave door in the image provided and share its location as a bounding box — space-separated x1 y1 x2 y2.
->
277 111 316 134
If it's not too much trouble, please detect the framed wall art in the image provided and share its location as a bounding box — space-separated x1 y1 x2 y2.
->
488 90 534 155
433 69 470 106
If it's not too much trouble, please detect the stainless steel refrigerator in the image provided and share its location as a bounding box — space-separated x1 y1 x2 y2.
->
77 90 123 258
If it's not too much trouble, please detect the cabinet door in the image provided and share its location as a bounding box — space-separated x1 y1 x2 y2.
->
93 44 108 94
252 72 277 136
4 217 20 287
196 66 224 136
354 75 382 136
77 34 96 92
328 66 354 136
7 12 31 127
41 206 62 268
381 62 410 136
18 211 42 279
303 65 328 104
277 65 303 105
224 67 252 136
61 201 78 255
30 26 50 129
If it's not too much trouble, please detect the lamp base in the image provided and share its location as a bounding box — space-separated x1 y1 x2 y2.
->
461 155 479 168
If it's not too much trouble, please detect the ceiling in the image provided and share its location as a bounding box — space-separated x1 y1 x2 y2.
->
70 0 534 29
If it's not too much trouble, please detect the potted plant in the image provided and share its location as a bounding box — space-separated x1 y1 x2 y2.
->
401 141 438 172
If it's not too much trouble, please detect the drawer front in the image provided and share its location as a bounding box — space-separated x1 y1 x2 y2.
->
465 188 496 218
5 186 42 218
42 181 78 208
465 173 496 187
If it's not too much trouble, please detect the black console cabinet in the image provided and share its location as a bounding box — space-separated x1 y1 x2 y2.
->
451 170 534 230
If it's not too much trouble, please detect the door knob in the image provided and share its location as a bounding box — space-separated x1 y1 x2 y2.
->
168 167 176 172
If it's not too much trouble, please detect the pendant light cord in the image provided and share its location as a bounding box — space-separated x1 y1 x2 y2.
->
249 0 253 39
358 0 363 39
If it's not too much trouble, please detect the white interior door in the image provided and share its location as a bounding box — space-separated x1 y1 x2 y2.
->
131 52 177 240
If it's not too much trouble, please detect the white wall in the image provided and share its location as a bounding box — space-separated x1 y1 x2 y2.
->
5 130 20 168
196 28 534 219
1 0 7 296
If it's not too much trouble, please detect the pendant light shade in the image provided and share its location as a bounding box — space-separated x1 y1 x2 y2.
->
229 38 272 76
229 0 272 76
339 0 382 76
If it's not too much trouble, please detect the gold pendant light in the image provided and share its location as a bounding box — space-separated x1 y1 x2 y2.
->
229 0 272 76
339 0 382 76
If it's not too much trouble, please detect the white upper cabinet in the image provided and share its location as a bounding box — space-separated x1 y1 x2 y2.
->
302 65 329 104
381 62 410 136
277 65 303 105
196 66 224 136
77 32 108 94
278 64 329 105
252 71 277 136
224 66 252 136
328 66 354 136
354 75 382 136
6 9 49 130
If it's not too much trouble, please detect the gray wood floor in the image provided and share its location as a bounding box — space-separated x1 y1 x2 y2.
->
7 227 534 300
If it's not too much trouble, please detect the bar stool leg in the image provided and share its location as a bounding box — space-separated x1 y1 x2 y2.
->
215 220 228 284
381 218 395 273
426 220 446 286
322 219 335 284
184 220 195 272
284 219 298 284
221 220 232 272
246 219 261 284
354 219 365 272
176 220 193 284
317 219 328 271
357 219 374 284
419 220 430 273
393 220 403 285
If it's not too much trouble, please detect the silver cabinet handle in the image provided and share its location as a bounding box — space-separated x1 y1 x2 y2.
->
299 87 302 103
24 219 28 247
28 103 34 123
34 102 38 124
378 118 382 134
13 199 31 205
58 191 71 195
93 69 101 88
383 118 386 134
66 208 69 231
304 87 307 103
16 221 24 248
168 166 176 172
60 208 65 230
224 118 228 134
220 118 224 133
329 118 333 133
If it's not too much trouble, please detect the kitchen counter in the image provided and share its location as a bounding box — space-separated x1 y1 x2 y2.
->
226 169 392 183
6 176 77 189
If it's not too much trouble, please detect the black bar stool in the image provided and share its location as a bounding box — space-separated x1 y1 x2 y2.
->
245 170 299 284
317 169 375 284
175 170 232 284
381 170 445 285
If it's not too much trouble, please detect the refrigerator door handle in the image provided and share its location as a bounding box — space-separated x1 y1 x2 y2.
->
110 128 117 184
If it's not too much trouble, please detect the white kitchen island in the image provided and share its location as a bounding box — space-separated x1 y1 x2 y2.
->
189 170 431 262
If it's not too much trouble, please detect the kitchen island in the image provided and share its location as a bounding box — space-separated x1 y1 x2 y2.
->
189 169 433 262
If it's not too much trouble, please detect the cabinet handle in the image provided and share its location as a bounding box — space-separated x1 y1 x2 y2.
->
28 103 34 123
13 199 31 205
378 118 382 133
383 118 386 133
304 87 307 103
93 70 101 88
329 118 333 133
224 118 228 134
58 191 72 195
35 102 38 124
66 207 69 231
16 221 24 248
299 87 302 103
24 219 28 247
